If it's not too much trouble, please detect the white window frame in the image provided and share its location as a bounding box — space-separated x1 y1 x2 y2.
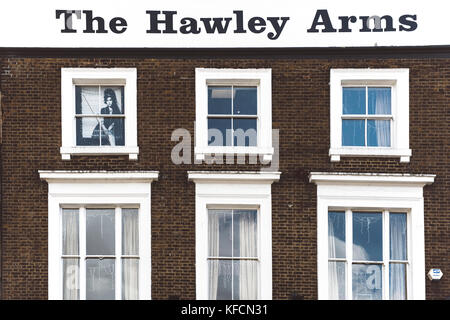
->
310 172 435 300
329 69 411 162
195 68 273 162
188 171 281 300
39 170 158 300
60 68 139 160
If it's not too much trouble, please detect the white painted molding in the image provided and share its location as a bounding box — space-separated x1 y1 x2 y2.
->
309 172 435 185
188 171 281 183
39 170 159 182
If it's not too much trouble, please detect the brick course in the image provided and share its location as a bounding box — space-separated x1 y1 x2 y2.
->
0 53 448 299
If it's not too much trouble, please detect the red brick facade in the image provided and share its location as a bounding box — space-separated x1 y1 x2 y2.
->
0 49 449 299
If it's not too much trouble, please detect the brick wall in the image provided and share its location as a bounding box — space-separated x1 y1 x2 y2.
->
0 53 448 299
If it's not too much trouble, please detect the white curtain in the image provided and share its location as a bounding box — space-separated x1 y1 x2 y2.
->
374 89 391 147
208 211 220 300
328 215 339 300
389 214 407 300
122 209 139 300
62 209 79 300
239 211 258 300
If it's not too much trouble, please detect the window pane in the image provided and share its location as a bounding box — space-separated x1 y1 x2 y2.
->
328 211 345 259
63 258 80 300
328 261 345 300
122 258 139 300
233 87 257 115
208 118 232 146
76 117 101 146
208 86 232 115
211 259 232 300
367 120 390 147
343 87 365 114
352 264 382 300
233 119 257 147
342 120 365 146
101 118 125 146
86 258 115 300
86 209 115 256
76 86 99 115
122 209 139 256
353 212 382 261
233 210 257 258
390 213 407 261
100 86 124 115
62 209 79 255
208 210 232 257
368 87 391 114
234 260 258 300
390 263 407 300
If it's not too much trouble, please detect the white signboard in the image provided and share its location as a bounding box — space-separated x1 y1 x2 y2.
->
0 0 448 48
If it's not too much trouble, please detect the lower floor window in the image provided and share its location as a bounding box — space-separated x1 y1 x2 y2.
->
208 209 258 300
62 207 139 300
328 210 408 300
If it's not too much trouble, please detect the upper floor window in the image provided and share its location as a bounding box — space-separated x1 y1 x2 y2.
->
60 68 139 160
195 69 273 162
329 69 411 162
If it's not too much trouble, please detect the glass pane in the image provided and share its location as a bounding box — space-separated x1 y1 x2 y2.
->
76 117 101 146
233 210 257 258
368 87 391 114
353 212 382 261
352 264 382 300
367 120 390 147
63 258 79 300
100 86 125 115
233 119 257 147
390 263 406 300
233 87 257 115
328 211 345 259
208 210 232 257
86 209 115 256
100 118 125 146
122 258 139 300
342 119 365 146
122 209 139 256
208 86 232 115
86 258 115 300
233 260 258 300
213 260 233 300
328 261 345 300
390 213 407 261
343 87 365 114
76 86 100 115
208 118 232 146
62 209 79 255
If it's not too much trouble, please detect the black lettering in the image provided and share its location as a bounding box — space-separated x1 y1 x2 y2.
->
180 18 201 34
109 17 127 34
399 14 417 31
359 16 371 32
360 15 396 32
233 10 246 34
338 16 357 32
83 10 108 33
307 10 337 33
55 10 81 33
200 17 232 34
267 17 289 40
248 17 266 34
146 10 177 34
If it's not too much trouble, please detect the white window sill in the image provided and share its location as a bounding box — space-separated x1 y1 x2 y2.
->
194 146 274 162
60 146 139 160
329 147 412 163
